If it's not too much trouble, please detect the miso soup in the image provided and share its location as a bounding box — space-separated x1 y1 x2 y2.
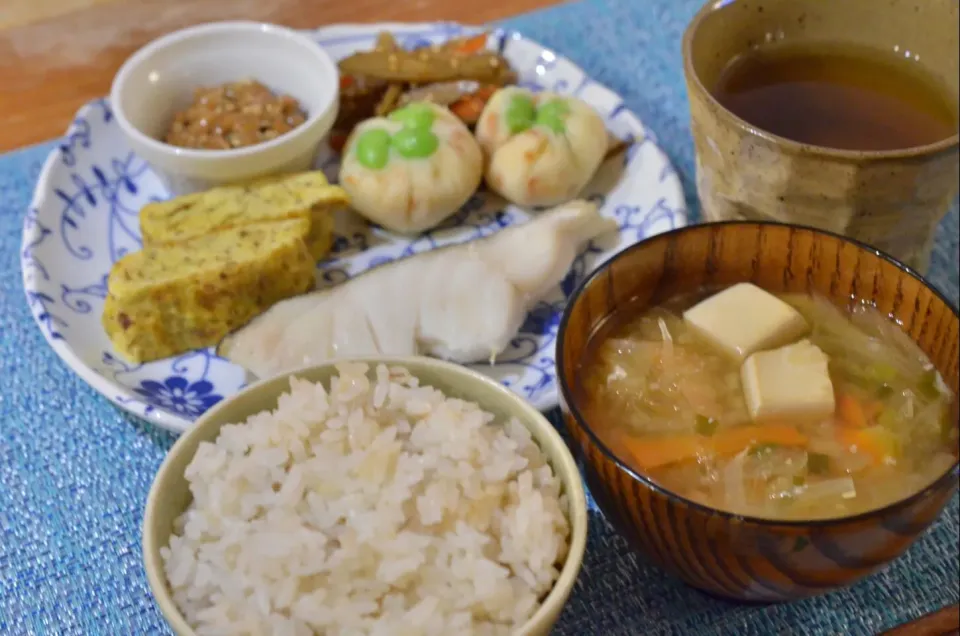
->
578 285 958 521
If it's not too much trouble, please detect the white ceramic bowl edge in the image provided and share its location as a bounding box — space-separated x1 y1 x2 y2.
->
110 21 340 194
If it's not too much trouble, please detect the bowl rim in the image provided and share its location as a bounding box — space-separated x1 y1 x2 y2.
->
110 20 340 163
681 0 960 162
557 219 960 528
142 355 589 636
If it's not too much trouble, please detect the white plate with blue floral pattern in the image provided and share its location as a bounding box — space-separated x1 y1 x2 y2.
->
20 22 686 433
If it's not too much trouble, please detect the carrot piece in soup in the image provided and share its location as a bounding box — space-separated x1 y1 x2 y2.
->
836 426 898 464
622 434 707 471
711 424 808 456
621 423 808 471
836 393 869 428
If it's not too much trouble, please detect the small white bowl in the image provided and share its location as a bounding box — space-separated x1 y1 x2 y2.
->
110 21 340 195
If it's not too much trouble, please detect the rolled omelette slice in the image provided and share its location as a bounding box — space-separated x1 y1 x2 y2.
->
138 171 349 260
102 218 315 363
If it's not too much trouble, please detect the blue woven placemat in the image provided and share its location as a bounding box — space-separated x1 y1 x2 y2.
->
1 0 958 633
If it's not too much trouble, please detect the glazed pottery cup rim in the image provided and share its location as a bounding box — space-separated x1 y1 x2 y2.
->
142 355 589 636
557 220 960 529
681 0 960 161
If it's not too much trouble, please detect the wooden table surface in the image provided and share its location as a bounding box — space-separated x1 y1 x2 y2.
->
0 0 560 152
1 2 958 634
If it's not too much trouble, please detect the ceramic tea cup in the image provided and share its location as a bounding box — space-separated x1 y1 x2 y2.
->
682 0 959 274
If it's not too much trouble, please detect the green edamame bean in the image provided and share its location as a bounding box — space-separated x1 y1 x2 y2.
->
355 128 392 170
389 103 436 130
505 94 537 134
392 127 439 159
535 99 570 134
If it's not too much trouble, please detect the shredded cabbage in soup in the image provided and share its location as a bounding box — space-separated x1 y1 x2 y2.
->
579 291 958 520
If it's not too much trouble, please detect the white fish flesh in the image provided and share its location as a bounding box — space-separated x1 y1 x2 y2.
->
218 200 616 379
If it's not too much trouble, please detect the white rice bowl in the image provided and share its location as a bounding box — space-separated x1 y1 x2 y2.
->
161 362 571 635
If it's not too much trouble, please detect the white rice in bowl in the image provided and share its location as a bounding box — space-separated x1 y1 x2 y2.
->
161 362 571 635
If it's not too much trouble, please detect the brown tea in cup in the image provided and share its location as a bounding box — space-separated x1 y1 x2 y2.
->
713 42 958 152
682 0 959 274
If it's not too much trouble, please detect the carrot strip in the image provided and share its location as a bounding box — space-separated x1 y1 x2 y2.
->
836 393 869 428
473 84 498 100
836 426 898 464
450 96 486 122
451 33 489 55
621 434 705 471
449 85 498 124
712 424 808 456
621 424 808 471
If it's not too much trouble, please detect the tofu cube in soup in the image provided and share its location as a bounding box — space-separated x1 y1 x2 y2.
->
741 339 836 422
683 282 809 362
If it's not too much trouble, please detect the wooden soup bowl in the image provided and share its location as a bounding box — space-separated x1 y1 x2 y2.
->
556 221 960 602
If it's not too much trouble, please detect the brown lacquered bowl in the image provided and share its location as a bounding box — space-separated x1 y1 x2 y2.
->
557 221 960 602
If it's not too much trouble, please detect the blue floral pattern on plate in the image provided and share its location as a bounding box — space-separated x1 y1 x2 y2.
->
132 378 222 418
20 22 686 433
